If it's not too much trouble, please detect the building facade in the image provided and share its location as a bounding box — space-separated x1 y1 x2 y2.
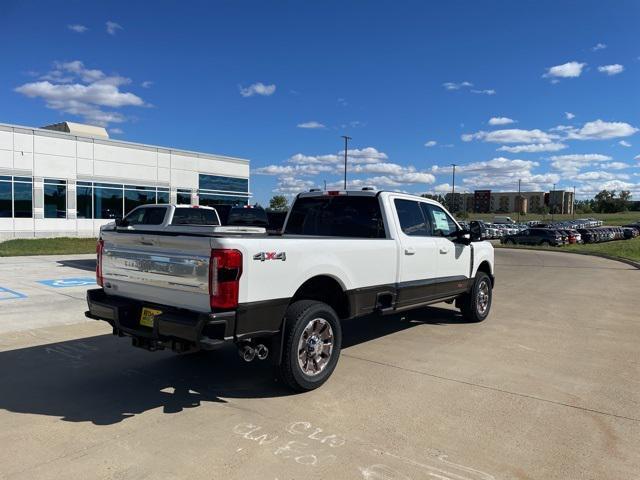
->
0 122 250 240
456 190 573 215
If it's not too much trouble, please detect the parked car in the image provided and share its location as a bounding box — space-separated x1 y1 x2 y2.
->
87 190 495 391
501 228 564 246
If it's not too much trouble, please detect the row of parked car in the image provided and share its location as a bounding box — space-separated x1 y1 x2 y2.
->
459 221 529 240
497 221 640 247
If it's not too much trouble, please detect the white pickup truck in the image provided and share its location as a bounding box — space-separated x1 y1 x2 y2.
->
87 190 494 391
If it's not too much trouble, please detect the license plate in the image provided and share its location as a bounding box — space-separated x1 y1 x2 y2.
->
140 307 162 327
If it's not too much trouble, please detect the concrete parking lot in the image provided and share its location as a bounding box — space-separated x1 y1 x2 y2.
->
0 249 638 480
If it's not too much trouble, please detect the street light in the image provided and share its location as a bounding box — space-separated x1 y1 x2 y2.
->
517 178 521 223
551 183 556 221
450 163 457 212
573 185 576 219
341 135 351 190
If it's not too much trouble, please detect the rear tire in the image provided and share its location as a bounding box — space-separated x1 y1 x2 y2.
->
459 272 492 323
279 300 342 392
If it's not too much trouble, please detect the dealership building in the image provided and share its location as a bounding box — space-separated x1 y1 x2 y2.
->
0 121 250 240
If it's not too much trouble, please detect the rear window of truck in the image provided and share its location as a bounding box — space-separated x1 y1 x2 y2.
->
171 208 220 225
284 196 386 238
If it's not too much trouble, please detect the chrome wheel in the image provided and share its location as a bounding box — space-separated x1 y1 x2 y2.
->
477 280 490 315
297 318 334 376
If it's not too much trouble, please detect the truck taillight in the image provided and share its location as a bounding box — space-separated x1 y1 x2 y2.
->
96 239 104 287
209 249 242 310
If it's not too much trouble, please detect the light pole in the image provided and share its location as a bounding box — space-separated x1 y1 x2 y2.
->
551 183 556 222
573 185 576 219
517 178 521 223
450 163 457 213
341 135 351 190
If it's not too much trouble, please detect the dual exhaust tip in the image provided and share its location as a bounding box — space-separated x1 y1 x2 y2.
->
239 344 268 362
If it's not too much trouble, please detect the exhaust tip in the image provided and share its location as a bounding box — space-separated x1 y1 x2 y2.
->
256 344 269 361
239 345 255 362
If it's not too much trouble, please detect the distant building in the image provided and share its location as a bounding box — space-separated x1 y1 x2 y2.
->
455 189 573 215
0 121 251 240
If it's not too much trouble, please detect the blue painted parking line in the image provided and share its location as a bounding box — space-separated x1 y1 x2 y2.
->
37 277 96 288
0 286 27 300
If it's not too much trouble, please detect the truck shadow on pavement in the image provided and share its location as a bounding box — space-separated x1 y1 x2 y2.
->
0 306 463 425
56 259 96 272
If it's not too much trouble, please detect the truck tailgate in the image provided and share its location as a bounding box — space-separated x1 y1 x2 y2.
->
100 231 212 312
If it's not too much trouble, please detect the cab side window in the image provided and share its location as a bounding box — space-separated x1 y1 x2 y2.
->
394 199 431 236
422 204 458 237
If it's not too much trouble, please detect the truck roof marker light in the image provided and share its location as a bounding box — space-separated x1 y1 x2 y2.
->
326 191 346 196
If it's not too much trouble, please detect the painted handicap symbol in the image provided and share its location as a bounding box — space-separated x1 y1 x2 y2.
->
0 286 27 300
38 277 96 288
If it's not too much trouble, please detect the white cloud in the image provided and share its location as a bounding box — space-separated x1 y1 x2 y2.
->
297 121 325 129
436 157 559 191
256 146 435 195
592 43 607 51
565 112 575 120
109 128 123 135
443 81 473 90
433 183 452 193
598 64 624 75
67 24 88 33
239 82 276 97
549 153 612 174
575 171 629 181
471 89 496 95
424 140 437 147
566 119 638 140
488 117 515 126
15 60 145 127
543 61 586 79
619 140 631 147
498 143 567 153
600 162 629 170
462 128 558 144
106 21 123 35
141 80 153 88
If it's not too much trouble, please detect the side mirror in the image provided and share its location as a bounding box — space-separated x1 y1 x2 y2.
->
114 216 125 227
468 223 482 241
455 229 472 245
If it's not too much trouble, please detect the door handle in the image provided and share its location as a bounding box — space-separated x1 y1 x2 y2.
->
439 247 449 254
404 247 416 255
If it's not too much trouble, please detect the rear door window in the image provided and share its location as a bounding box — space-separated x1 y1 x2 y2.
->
394 199 431 236
285 196 386 238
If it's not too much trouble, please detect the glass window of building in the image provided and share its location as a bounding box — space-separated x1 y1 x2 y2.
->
13 178 32 218
0 177 11 218
94 184 123 219
125 186 156 214
44 179 67 219
199 174 248 193
176 189 191 205
157 188 170 204
199 193 248 207
76 183 93 219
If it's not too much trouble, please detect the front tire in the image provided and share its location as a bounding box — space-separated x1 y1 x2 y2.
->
279 300 342 392
459 272 492 323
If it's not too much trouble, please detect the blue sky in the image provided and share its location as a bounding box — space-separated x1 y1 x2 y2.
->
1 0 639 204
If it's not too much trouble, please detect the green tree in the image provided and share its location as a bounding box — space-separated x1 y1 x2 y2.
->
268 195 289 211
594 190 631 213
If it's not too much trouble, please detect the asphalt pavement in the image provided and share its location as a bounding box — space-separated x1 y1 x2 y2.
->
0 249 638 480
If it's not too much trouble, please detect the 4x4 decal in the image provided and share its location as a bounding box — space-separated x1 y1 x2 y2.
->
253 252 287 262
